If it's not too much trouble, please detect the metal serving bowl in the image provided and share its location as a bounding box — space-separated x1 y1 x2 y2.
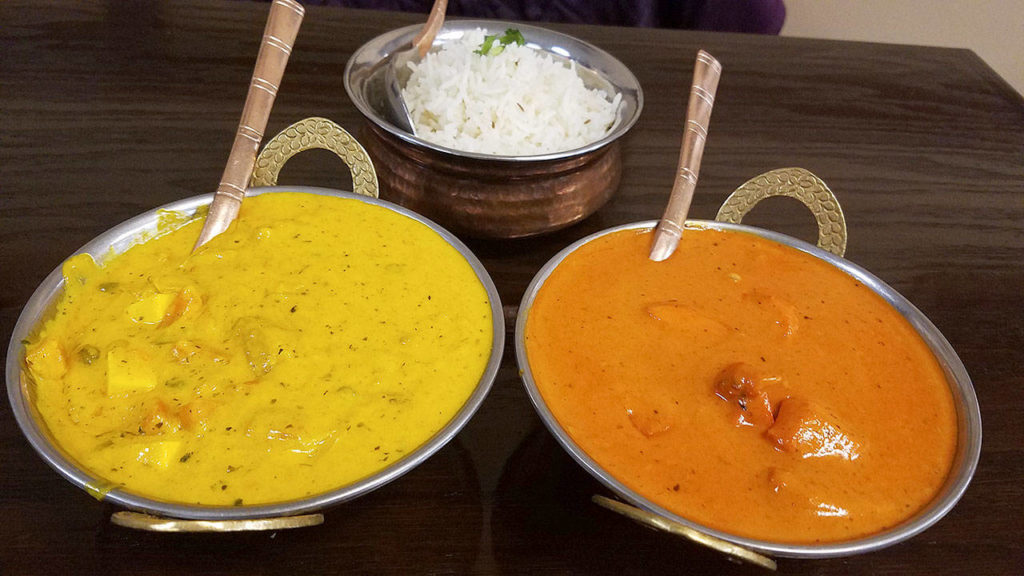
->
514 173 981 558
6 186 505 524
344 20 643 238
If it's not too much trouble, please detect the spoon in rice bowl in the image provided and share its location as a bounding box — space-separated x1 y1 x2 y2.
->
385 0 448 135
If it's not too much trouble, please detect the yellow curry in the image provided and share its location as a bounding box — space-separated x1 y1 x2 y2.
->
24 192 493 506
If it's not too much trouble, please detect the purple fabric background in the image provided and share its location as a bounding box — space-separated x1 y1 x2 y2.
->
294 0 786 34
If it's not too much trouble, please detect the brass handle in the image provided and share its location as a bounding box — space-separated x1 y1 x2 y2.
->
252 117 379 198
194 0 305 249
592 495 777 571
110 511 324 532
715 167 847 257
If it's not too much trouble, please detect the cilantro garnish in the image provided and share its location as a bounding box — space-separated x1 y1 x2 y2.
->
474 28 527 56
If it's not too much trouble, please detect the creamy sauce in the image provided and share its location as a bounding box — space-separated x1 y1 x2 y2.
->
25 192 493 506
524 227 957 544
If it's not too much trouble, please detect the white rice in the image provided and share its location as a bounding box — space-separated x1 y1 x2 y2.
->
401 29 622 156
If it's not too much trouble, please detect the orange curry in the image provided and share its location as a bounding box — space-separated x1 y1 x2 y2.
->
524 227 957 544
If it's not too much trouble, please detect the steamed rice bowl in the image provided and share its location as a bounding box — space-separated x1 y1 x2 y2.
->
402 29 622 156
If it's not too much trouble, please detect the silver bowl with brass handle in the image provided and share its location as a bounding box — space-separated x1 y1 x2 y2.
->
514 168 980 560
6 119 503 531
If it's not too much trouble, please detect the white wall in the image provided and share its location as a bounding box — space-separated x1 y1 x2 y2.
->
782 0 1023 95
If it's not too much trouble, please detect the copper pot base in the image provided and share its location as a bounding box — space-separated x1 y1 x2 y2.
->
360 123 622 239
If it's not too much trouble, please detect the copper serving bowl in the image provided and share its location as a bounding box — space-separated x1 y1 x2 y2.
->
344 20 643 238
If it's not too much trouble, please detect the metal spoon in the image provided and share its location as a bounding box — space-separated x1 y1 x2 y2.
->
193 0 305 250
649 50 722 261
384 0 448 135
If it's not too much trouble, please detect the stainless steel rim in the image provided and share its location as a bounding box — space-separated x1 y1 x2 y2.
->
514 220 981 558
6 186 505 520
344 19 644 163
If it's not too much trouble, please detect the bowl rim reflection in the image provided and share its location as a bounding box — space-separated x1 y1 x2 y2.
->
514 220 982 558
343 19 644 163
6 185 505 520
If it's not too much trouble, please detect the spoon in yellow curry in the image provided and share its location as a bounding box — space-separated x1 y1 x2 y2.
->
193 0 305 250
649 50 722 261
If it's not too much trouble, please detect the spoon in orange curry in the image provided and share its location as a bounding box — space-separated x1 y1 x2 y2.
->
649 50 722 261
193 0 305 250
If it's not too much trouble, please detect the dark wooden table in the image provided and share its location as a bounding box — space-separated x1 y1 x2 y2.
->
2 1 1022 574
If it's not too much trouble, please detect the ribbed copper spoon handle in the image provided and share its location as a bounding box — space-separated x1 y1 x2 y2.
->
193 0 305 250
649 50 722 261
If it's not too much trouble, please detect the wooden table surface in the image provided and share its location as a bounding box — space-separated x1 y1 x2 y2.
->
2 1 1022 574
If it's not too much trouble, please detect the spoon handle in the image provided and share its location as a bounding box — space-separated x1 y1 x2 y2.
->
193 0 305 250
649 50 722 262
413 0 448 58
